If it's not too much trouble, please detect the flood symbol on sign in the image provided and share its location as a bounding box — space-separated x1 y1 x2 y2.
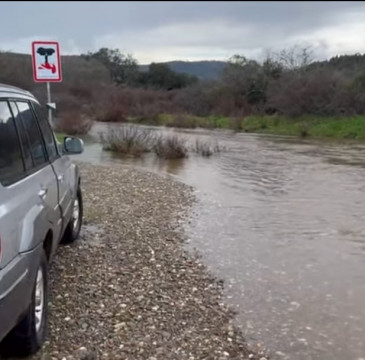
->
37 47 57 74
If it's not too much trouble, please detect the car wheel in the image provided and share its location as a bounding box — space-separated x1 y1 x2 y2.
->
0 250 48 357
62 186 83 244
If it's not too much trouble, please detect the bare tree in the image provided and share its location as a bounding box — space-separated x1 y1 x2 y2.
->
271 45 314 71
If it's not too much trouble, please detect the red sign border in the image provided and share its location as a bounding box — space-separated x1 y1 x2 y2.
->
32 41 62 82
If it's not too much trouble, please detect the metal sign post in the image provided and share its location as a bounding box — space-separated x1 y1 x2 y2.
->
46 82 52 125
31 41 62 126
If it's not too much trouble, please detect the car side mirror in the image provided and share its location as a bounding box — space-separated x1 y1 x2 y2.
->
63 137 84 155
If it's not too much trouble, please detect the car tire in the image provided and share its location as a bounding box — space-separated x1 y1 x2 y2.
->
62 186 83 244
0 250 48 357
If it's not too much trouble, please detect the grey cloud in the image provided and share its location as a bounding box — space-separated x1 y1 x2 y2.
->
0 1 365 62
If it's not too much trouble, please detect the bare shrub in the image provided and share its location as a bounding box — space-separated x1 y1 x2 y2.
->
154 134 188 159
175 83 214 116
211 94 251 118
96 102 128 122
126 88 181 119
191 138 224 157
0 52 34 90
55 110 93 135
55 91 81 111
271 45 314 71
92 87 182 123
99 126 155 156
267 69 346 117
94 86 129 122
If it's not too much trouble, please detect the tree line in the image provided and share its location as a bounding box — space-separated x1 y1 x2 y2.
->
81 46 365 119
2 45 365 134
82 48 198 90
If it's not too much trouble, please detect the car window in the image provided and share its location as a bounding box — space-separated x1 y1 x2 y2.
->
0 100 25 186
32 102 59 161
16 101 47 168
9 101 33 171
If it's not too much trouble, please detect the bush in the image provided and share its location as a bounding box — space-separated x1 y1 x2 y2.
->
96 102 128 122
99 125 155 156
98 125 226 158
175 83 214 116
126 88 181 118
267 70 347 117
191 138 223 157
93 86 129 122
55 110 93 135
154 134 188 159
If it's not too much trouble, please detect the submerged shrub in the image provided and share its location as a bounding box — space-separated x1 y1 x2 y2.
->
99 125 155 156
154 134 188 159
191 138 224 157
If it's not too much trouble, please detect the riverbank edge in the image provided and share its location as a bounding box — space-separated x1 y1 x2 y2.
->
56 113 365 143
240 115 365 140
108 114 365 141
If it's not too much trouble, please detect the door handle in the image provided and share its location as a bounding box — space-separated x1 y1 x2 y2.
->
57 174 64 183
38 188 48 200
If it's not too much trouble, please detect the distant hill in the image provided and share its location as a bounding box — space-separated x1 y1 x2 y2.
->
4 50 365 91
140 60 227 80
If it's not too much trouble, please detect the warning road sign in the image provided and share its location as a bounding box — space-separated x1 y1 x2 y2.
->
32 41 62 82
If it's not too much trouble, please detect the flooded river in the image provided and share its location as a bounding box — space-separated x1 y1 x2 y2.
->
76 123 365 360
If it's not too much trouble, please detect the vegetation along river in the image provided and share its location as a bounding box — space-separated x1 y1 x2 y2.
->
74 122 365 360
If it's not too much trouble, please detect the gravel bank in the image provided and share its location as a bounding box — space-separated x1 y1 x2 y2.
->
6 162 263 360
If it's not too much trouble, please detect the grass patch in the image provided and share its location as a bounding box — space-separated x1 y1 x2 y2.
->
242 115 365 140
131 113 365 140
309 117 365 139
55 132 67 142
130 114 232 129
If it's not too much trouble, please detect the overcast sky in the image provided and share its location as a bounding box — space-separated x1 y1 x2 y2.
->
1 1 365 64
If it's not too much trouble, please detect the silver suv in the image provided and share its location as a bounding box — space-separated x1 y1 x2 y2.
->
0 84 84 356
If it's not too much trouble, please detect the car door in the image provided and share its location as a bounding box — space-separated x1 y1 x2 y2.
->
31 102 75 233
0 99 29 268
10 101 60 253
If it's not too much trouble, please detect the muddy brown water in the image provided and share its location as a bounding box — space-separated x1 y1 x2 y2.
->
75 123 365 360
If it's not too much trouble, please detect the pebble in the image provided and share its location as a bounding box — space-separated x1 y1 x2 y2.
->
275 351 286 357
25 163 264 360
